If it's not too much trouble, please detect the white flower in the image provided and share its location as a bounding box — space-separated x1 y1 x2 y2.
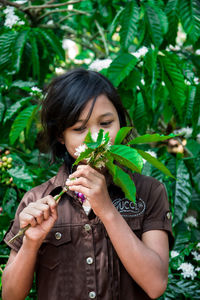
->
4 7 25 28
174 127 193 139
195 267 200 272
197 242 200 249
171 250 179 258
184 216 198 228
91 132 98 142
89 59 112 72
30 86 42 96
191 251 200 261
95 160 106 169
178 262 197 280
132 46 148 58
74 144 87 157
196 49 200 55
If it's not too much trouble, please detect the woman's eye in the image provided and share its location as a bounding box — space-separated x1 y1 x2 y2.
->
73 127 86 132
100 121 113 126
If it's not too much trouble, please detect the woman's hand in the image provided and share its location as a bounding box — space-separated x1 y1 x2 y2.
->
19 196 58 247
66 164 113 218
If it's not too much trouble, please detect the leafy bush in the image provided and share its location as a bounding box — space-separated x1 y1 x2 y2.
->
0 0 199 298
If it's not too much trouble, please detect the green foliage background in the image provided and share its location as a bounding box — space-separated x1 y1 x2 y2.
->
0 0 200 299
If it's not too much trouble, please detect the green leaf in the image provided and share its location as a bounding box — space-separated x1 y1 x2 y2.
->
184 85 196 125
159 52 186 118
9 105 38 145
2 188 18 219
110 145 143 173
3 97 31 124
11 80 36 89
137 149 175 178
73 148 94 166
30 34 40 80
106 159 136 203
133 92 147 135
120 0 140 49
38 29 65 60
192 84 200 137
8 166 34 191
143 2 164 47
128 133 177 145
0 31 17 71
114 127 133 145
107 53 137 87
165 0 179 45
12 30 30 73
109 7 124 37
0 102 5 122
173 160 192 226
179 0 200 43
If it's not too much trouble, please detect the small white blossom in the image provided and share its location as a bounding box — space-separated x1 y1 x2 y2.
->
89 59 112 72
196 49 200 55
191 251 200 261
141 79 145 85
174 127 193 139
184 216 198 228
132 46 148 58
95 160 106 169
197 242 200 249
195 267 200 272
178 262 197 280
194 77 199 85
74 144 87 157
4 7 25 28
30 86 42 96
171 250 179 258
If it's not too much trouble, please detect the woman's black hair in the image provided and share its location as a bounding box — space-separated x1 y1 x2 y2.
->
41 68 132 169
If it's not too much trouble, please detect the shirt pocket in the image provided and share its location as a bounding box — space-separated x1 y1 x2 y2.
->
38 226 71 270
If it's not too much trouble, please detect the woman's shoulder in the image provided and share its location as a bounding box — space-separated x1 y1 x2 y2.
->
22 164 68 205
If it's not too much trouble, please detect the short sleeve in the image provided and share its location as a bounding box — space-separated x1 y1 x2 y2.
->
142 182 174 249
3 190 36 253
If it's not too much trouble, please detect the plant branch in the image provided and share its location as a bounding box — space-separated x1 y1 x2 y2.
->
37 8 90 21
23 0 82 11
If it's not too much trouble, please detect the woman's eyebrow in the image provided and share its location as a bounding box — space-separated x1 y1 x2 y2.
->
76 112 114 123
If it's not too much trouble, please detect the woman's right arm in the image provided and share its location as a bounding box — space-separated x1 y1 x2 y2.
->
2 195 58 300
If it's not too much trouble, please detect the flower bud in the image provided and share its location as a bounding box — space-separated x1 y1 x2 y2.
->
7 157 12 163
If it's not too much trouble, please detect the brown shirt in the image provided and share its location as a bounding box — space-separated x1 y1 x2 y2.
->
4 164 174 300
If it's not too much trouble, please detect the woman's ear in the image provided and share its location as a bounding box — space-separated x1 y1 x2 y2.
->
57 135 65 145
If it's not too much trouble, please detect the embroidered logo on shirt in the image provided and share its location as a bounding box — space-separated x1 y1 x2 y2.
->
113 198 146 217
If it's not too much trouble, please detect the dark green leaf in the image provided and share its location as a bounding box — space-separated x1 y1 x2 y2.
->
3 97 31 124
128 133 177 145
9 105 38 145
114 127 133 145
106 159 136 203
110 145 143 173
173 160 192 225
137 149 175 178
120 0 139 49
107 53 137 87
2 188 18 219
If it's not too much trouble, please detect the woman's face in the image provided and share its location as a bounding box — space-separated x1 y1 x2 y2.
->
60 94 121 160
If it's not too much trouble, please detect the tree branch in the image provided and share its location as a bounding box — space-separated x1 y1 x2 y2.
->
23 0 82 11
37 8 90 21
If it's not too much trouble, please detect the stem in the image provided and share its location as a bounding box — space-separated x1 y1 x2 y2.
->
8 187 69 244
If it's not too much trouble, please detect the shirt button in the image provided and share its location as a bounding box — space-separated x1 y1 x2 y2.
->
86 257 93 265
84 224 91 231
55 232 62 240
89 291 96 299
166 212 171 220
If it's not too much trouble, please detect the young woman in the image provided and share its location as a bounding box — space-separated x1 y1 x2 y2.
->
2 68 173 300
